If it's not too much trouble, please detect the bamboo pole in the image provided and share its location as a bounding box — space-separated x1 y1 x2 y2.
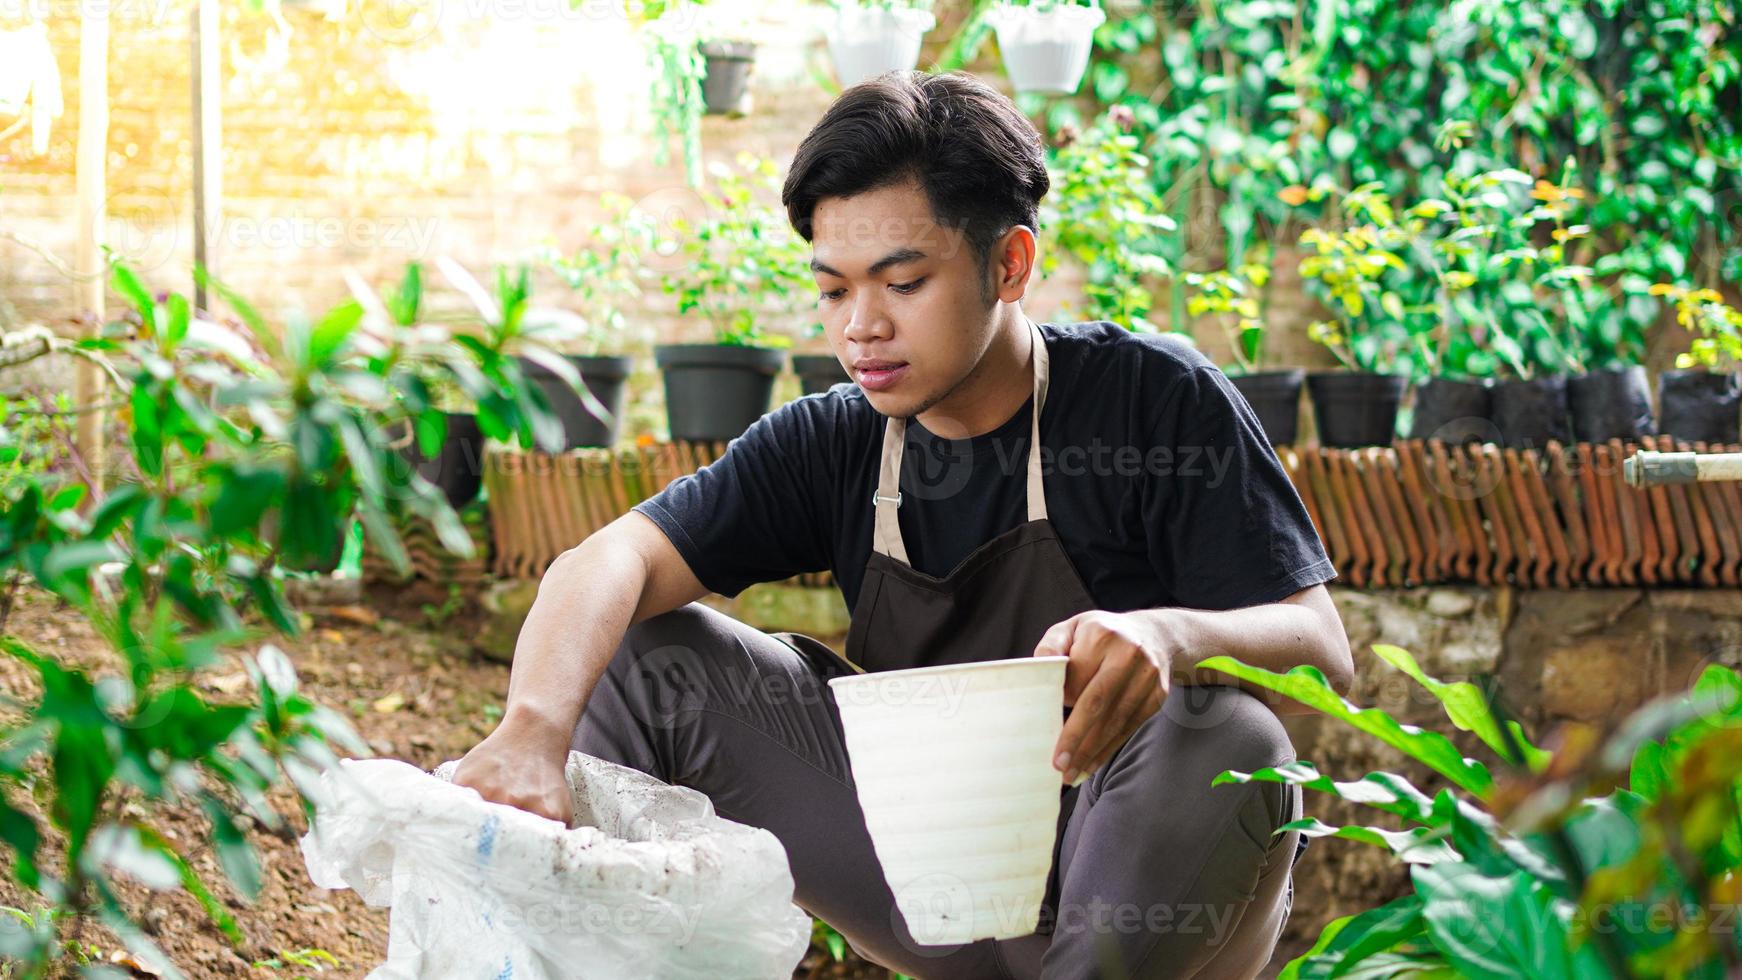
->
73 9 110 498
1626 450 1742 488
191 0 221 308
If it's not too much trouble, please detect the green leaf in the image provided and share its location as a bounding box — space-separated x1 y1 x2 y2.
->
308 300 364 367
1196 656 1494 798
112 265 156 335
1283 816 1457 864
1415 862 1579 980
1215 761 1437 824
1370 645 1548 770
1285 893 1432 980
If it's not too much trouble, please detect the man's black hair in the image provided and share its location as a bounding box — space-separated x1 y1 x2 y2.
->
781 71 1049 297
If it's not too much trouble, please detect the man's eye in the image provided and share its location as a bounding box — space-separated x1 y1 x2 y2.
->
890 278 926 294
818 288 846 301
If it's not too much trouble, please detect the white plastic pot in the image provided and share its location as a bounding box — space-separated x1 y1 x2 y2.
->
827 5 937 87
828 656 1069 946
986 2 1106 95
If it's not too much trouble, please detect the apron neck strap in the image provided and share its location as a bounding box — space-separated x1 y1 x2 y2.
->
872 318 1050 564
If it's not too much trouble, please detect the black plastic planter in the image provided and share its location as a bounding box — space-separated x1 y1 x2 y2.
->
396 412 486 508
519 354 632 449
1409 376 1493 443
700 40 756 115
1228 369 1305 445
791 354 851 396
1306 371 1407 448
1490 375 1572 448
1659 369 1742 444
1568 365 1657 443
656 343 786 442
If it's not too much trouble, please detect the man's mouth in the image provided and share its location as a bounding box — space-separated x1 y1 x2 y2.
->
854 360 909 392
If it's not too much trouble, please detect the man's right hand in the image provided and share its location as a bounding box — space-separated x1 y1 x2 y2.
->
449 712 575 826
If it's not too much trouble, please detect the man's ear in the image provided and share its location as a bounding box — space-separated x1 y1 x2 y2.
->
991 225 1038 303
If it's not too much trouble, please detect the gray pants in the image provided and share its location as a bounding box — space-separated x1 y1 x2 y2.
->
570 602 1302 980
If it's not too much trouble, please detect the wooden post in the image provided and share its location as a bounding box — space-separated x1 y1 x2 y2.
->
73 9 110 497
191 0 221 309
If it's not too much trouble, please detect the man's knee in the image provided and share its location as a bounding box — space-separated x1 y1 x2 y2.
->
1156 684 1294 774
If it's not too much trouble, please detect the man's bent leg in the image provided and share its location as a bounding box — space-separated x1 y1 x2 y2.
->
1018 685 1302 980
568 602 1012 978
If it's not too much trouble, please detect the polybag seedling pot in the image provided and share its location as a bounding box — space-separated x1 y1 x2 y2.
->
828 656 1068 946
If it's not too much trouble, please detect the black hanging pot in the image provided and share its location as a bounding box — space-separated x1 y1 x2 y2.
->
1306 371 1407 448
1490 375 1572 448
791 353 851 396
700 40 756 115
655 343 786 442
1659 369 1742 444
395 412 487 508
1567 365 1657 443
1409 376 1493 443
1228 368 1305 445
519 354 632 449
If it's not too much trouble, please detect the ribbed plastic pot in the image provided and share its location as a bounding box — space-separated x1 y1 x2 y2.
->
828 657 1069 946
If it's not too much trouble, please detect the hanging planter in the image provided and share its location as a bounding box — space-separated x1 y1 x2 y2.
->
1228 369 1304 446
1409 377 1493 443
699 39 756 115
826 4 936 87
656 344 787 441
1659 369 1742 444
1490 375 1571 448
792 353 852 396
986 0 1105 95
1306 371 1407 448
518 354 633 449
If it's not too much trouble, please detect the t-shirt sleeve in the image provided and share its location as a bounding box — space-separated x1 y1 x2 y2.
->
1142 365 1336 609
630 400 835 598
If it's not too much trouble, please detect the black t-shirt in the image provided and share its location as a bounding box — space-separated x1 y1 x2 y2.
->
634 321 1336 616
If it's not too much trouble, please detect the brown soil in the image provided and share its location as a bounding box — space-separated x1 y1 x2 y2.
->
0 582 889 979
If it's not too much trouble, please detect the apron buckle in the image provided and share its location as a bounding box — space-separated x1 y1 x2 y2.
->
872 490 903 509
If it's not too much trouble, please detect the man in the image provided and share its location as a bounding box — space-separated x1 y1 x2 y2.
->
454 71 1353 979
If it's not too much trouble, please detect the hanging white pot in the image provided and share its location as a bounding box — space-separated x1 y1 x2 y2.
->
986 0 1105 96
826 4 937 87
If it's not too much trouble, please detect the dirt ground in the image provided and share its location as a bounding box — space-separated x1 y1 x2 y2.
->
0 582 886 979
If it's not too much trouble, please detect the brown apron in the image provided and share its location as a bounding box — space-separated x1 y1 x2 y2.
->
820 316 1099 675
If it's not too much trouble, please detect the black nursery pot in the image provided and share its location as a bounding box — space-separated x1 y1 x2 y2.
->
1409 376 1493 443
1306 371 1407 448
791 353 852 396
700 40 756 115
1567 365 1657 443
397 412 486 508
655 343 786 442
1228 369 1305 445
1659 369 1742 445
519 354 632 449
1490 375 1571 448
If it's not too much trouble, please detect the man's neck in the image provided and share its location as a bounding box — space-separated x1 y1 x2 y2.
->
913 311 1033 439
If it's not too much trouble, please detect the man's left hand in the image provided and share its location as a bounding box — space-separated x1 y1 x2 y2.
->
1033 610 1172 786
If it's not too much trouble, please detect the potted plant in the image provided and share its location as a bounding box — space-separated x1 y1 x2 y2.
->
1039 108 1178 334
1651 282 1742 444
791 320 850 395
537 193 659 449
986 0 1106 95
1186 262 1304 445
656 154 807 441
640 2 708 186
825 0 937 87
1294 184 1412 447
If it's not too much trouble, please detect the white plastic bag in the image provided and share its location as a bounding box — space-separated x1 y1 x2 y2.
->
299 751 812 979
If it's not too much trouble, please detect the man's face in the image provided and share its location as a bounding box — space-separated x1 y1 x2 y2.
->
808 179 1000 419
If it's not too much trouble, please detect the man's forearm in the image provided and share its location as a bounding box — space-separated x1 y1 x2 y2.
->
499 536 648 745
1129 595 1354 715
